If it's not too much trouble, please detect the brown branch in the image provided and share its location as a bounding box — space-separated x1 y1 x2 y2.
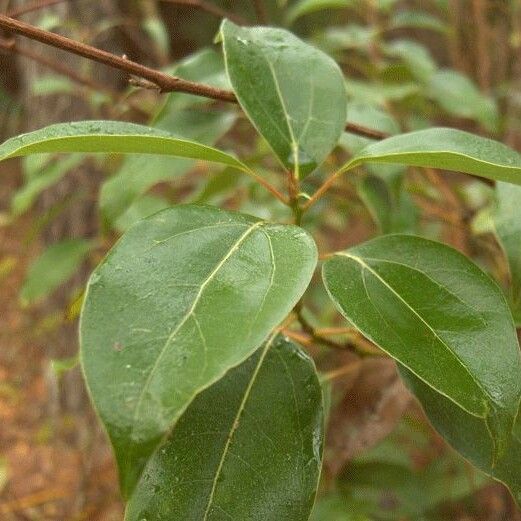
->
0 36 150 117
0 13 237 102
294 302 376 356
345 123 388 140
158 0 247 25
0 14 389 140
7 0 69 18
0 36 104 92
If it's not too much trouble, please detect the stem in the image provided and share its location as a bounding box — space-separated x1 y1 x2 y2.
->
0 36 150 117
344 123 388 140
320 360 362 383
286 169 303 224
245 169 289 205
0 13 388 140
0 13 237 102
302 170 342 210
293 301 374 356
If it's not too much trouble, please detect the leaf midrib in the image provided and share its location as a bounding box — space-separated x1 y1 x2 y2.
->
335 252 489 416
202 333 277 520
125 221 264 479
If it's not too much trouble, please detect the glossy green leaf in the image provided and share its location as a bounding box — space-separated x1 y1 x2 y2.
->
80 205 317 497
428 70 498 131
340 102 404 185
323 234 521 466
287 0 355 23
400 367 521 506
220 20 347 177
126 335 323 521
493 182 521 325
338 127 521 185
21 239 92 305
0 120 249 173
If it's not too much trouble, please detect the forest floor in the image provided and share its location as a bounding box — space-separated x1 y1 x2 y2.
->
0 163 123 520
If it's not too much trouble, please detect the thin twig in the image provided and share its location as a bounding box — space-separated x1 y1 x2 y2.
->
7 0 69 18
0 36 150 117
0 13 237 102
294 301 375 356
158 0 247 25
345 124 388 140
315 327 358 336
303 169 343 210
0 14 388 141
321 360 362 383
0 36 104 92
0 16 289 203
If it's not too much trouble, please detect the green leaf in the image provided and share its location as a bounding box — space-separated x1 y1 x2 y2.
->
344 79 419 107
126 336 323 521
11 154 84 216
100 111 235 224
390 10 448 32
322 234 521 468
356 175 418 234
383 40 437 82
287 0 355 23
21 239 92 305
142 17 170 57
165 48 231 110
113 195 171 232
340 102 404 185
0 120 249 173
31 75 75 97
357 175 394 234
220 20 347 178
340 457 487 517
427 70 499 131
339 127 521 185
317 25 377 53
493 182 521 325
310 493 371 521
80 205 317 497
100 49 236 224
400 367 521 506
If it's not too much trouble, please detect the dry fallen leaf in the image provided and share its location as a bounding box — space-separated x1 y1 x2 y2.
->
324 358 411 477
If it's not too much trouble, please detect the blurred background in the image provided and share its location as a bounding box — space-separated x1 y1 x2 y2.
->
1 0 521 519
